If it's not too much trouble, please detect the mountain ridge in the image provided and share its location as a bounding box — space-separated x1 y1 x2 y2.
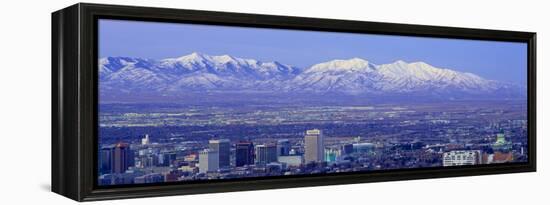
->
99 52 526 100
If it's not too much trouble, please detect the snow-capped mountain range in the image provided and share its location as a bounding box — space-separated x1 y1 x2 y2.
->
99 52 525 99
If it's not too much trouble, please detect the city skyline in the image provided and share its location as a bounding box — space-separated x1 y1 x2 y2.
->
99 122 526 186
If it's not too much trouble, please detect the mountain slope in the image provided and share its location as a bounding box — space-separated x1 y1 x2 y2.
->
99 53 300 93
98 53 526 99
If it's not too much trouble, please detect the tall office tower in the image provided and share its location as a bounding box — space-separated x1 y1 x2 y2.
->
158 152 177 166
255 144 278 165
276 139 291 156
209 139 231 168
141 134 150 145
266 144 278 163
304 129 324 163
99 145 114 174
324 147 341 162
236 142 254 167
340 143 354 155
199 149 219 173
112 142 133 174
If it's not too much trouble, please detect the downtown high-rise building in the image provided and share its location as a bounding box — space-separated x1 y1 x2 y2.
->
255 144 277 165
199 149 219 173
209 139 231 168
340 143 354 155
324 147 341 162
236 142 254 167
99 145 114 174
276 139 291 156
112 142 133 174
158 151 177 166
304 129 324 163
141 134 150 145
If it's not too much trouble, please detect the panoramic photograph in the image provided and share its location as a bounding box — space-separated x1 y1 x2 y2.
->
97 19 528 186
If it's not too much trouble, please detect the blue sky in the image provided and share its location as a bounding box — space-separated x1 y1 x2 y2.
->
99 19 527 84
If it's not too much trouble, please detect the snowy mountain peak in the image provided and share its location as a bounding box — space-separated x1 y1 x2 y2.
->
168 52 257 66
188 52 205 58
393 60 408 65
211 54 235 63
408 61 440 71
306 58 376 73
173 52 208 62
99 56 154 76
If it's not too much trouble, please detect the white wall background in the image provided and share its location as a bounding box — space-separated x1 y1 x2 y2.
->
0 0 547 204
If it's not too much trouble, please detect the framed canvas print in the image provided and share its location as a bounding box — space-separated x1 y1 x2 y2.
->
52 3 536 201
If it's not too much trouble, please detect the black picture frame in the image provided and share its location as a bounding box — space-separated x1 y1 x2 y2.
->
52 3 536 201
